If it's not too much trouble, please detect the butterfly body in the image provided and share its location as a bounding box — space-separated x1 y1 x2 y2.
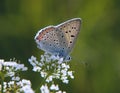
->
35 18 81 60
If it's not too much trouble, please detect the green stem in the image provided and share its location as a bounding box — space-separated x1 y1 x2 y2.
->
0 76 4 93
35 73 50 93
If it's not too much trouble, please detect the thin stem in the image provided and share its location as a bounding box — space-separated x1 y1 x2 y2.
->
0 76 4 93
35 73 50 93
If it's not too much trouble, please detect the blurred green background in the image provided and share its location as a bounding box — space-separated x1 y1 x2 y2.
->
0 0 120 93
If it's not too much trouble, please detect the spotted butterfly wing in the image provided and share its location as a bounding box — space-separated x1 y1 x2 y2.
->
35 18 81 60
35 26 57 54
57 18 81 55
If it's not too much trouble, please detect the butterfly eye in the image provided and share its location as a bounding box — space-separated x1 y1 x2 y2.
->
67 56 71 60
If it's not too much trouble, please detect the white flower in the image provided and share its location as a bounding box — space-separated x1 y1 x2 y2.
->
29 56 37 62
33 66 41 71
61 69 67 76
1 61 28 77
50 55 61 61
1 82 7 92
22 79 31 85
3 82 7 89
29 56 37 66
61 76 69 84
0 59 4 62
6 66 9 70
0 59 4 71
17 81 23 87
56 91 62 93
46 76 53 82
40 55 45 62
0 59 34 93
68 71 74 79
0 65 2 71
14 63 28 71
50 84 59 91
56 91 66 93
63 79 69 84
58 58 64 64
12 76 20 81
40 84 49 93
8 81 15 87
6 72 15 77
20 85 34 93
17 79 34 93
61 63 70 69
4 62 17 67
41 71 47 77
29 53 75 93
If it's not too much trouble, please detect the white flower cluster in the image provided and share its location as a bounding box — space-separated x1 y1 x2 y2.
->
0 59 27 77
40 83 66 93
0 82 7 93
16 79 34 93
0 59 34 93
1 79 34 93
28 53 74 93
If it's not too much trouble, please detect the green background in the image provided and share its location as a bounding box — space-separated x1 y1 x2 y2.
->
0 0 120 93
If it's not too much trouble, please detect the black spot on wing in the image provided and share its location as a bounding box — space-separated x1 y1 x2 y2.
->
69 30 71 33
71 35 75 37
63 42 65 44
65 31 68 33
70 41 72 43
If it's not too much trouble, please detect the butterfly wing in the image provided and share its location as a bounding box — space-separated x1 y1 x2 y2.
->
35 18 81 60
35 26 68 57
57 18 81 54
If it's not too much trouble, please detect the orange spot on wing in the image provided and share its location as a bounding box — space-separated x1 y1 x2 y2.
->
36 27 55 41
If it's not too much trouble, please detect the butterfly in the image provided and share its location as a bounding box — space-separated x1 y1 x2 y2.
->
35 18 82 61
